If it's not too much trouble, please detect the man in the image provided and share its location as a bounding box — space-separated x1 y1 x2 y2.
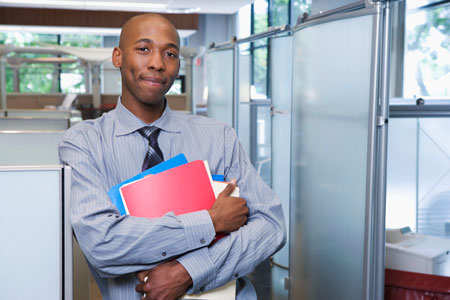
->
59 13 286 300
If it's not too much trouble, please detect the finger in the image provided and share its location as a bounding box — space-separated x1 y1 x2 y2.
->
136 271 147 282
135 281 144 293
220 181 236 197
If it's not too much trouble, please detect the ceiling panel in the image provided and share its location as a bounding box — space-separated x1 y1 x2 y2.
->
0 0 255 14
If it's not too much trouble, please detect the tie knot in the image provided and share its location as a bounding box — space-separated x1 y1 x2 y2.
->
138 126 160 143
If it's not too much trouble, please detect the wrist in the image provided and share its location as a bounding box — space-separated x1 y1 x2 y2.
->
173 261 193 287
207 209 219 233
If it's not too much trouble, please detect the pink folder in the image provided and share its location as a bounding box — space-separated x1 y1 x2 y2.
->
119 160 216 218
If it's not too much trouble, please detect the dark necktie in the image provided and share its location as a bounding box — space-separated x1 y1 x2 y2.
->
138 126 164 171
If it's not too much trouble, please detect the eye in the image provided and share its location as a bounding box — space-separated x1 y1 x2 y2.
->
137 47 149 52
166 51 178 58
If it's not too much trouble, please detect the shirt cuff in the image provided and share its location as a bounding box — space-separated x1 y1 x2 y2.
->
177 210 216 249
177 247 217 294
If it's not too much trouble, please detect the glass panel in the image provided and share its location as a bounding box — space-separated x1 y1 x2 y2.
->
238 54 252 156
310 0 364 16
0 168 61 299
270 35 293 300
253 0 269 34
270 0 290 26
290 14 374 299
252 47 268 99
403 4 450 98
255 104 272 186
386 118 418 232
418 118 450 238
206 49 234 126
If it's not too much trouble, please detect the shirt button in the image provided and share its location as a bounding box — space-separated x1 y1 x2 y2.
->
200 238 206 244
234 273 239 278
200 287 205 292
162 252 167 257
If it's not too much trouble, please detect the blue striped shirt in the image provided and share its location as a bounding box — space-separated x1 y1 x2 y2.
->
59 99 286 300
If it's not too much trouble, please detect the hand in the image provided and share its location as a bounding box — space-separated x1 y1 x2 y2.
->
135 260 192 300
208 179 248 233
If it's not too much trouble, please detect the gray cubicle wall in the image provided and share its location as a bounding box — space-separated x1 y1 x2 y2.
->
0 166 72 300
289 2 391 300
0 117 70 130
0 131 64 165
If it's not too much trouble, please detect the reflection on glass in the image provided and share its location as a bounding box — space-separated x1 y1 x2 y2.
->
404 4 450 98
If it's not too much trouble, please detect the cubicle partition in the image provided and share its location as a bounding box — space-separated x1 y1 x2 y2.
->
270 34 293 300
0 165 72 300
289 1 391 300
205 47 235 127
0 131 64 165
0 116 70 130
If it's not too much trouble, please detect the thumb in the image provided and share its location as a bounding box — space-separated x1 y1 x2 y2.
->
220 179 237 196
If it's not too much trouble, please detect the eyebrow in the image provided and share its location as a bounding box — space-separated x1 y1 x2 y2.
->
134 38 179 51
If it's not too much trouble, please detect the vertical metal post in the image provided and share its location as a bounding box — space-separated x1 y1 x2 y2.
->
92 64 101 108
373 1 392 300
84 63 91 94
0 54 7 110
12 66 20 92
63 166 73 300
233 43 240 131
184 57 194 114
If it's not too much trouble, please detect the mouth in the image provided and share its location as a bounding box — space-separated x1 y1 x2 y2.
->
141 76 166 87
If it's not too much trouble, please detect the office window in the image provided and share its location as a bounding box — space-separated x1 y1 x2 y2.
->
0 32 105 94
270 0 290 26
253 0 269 34
403 1 450 98
252 46 269 99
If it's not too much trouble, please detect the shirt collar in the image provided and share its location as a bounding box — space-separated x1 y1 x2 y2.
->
114 97 182 136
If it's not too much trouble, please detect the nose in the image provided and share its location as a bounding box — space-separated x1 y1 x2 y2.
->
147 51 164 72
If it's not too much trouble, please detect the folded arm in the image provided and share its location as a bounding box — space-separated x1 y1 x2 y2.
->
60 134 216 278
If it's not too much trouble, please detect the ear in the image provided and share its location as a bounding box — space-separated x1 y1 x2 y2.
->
112 47 122 68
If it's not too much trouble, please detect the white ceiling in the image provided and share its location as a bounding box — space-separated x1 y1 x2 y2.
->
0 0 255 14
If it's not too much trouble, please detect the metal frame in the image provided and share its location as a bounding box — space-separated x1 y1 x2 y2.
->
63 165 73 300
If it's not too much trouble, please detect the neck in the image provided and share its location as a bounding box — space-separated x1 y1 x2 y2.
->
121 95 166 124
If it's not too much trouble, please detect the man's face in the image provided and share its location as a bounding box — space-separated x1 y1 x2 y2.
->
113 16 180 106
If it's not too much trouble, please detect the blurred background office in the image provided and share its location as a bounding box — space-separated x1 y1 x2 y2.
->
0 0 449 299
